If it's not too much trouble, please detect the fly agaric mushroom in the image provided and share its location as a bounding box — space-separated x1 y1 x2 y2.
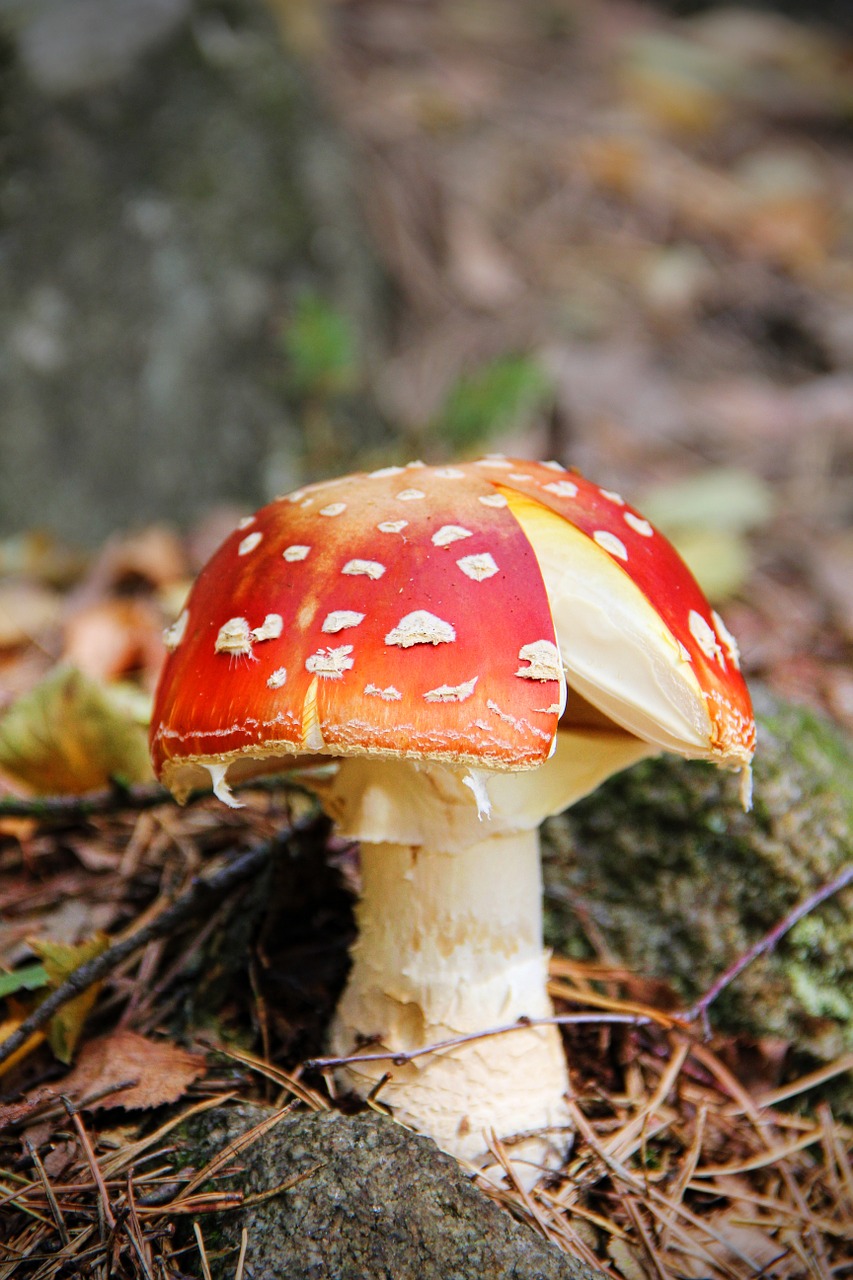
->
150 457 754 1180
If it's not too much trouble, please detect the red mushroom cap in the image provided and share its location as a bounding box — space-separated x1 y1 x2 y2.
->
482 458 755 767
150 463 565 797
150 458 755 802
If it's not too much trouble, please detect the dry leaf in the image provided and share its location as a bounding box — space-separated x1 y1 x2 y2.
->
0 666 153 794
608 1237 651 1280
80 524 187 595
42 1140 77 1179
701 1209 801 1277
29 933 109 1064
0 530 84 587
66 835 122 872
734 147 836 271
0 584 62 649
62 597 167 684
61 1030 206 1110
0 1088 56 1132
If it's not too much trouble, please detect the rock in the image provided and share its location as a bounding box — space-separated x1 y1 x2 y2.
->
543 688 853 1060
180 1105 606 1280
14 0 191 96
0 0 385 545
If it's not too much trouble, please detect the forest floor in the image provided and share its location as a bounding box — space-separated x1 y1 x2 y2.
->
0 1 852 1277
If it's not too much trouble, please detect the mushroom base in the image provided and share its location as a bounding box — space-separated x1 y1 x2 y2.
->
329 833 572 1183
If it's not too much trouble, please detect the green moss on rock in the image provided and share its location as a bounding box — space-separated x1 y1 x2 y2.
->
543 689 853 1058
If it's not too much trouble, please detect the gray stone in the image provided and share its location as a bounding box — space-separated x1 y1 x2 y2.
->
182 1106 605 1280
0 0 384 545
13 0 191 96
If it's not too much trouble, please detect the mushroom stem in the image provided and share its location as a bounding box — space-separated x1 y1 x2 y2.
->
330 829 572 1178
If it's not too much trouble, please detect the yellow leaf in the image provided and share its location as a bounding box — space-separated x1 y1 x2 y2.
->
29 933 110 1064
0 666 153 794
668 527 751 602
640 468 774 534
0 1008 46 1077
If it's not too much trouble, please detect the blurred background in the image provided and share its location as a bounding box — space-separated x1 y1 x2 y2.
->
1 0 852 732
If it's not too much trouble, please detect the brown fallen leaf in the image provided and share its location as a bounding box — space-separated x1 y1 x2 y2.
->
77 524 188 598
0 583 62 649
0 1088 56 1133
60 1029 206 1110
62 597 167 684
42 1139 77 1180
699 1193 803 1278
733 146 837 273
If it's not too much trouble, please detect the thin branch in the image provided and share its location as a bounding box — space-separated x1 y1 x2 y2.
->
304 1012 647 1071
308 863 853 1071
235 1227 249 1280
0 781 173 821
682 862 853 1034
62 1095 116 1231
0 815 321 1069
0 773 309 821
24 1138 70 1246
193 1221 213 1280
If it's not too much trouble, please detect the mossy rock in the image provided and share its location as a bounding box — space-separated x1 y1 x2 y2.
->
0 0 388 544
178 1105 606 1280
543 688 852 1060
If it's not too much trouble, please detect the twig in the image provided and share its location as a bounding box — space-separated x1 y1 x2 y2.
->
235 1227 248 1280
24 1138 70 1246
0 773 309 821
304 1012 647 1071
0 816 320 1069
193 1221 213 1280
0 781 173 821
62 1095 116 1231
239 1163 325 1207
308 863 853 1072
124 1171 156 1280
682 862 853 1035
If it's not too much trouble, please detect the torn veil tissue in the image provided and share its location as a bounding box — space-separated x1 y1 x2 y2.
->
462 769 492 819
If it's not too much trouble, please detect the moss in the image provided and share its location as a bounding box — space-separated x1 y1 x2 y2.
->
543 688 853 1059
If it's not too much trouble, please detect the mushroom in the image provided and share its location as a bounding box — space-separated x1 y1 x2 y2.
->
149 457 755 1181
